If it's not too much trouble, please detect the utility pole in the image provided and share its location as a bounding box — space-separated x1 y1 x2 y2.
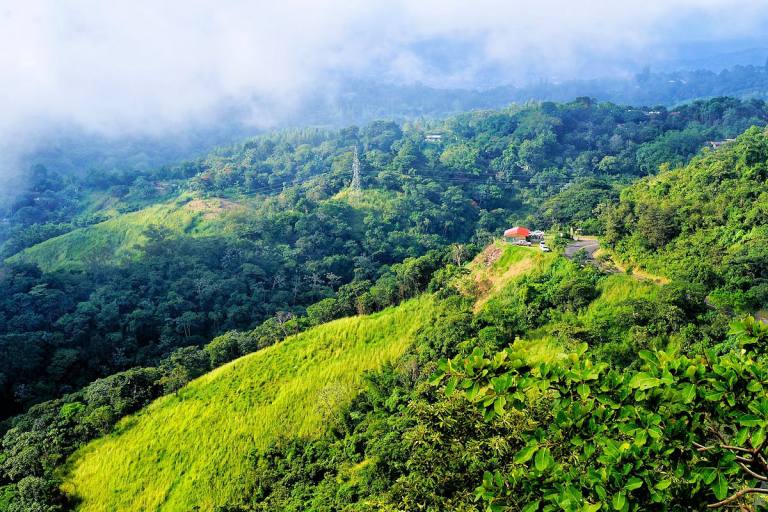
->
350 145 361 196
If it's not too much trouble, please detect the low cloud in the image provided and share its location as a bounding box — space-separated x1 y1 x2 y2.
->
1 0 767 194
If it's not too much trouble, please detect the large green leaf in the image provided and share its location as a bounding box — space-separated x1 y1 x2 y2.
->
679 383 696 403
493 396 506 415
737 414 762 427
534 448 554 472
444 376 458 396
711 473 728 501
611 492 626 511
628 373 662 391
522 501 540 512
624 477 643 491
514 444 539 464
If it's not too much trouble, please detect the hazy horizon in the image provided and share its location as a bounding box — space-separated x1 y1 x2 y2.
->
2 0 768 196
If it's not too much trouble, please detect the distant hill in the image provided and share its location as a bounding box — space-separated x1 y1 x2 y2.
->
13 62 768 200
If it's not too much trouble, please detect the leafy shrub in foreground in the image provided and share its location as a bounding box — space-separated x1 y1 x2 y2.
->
432 318 768 511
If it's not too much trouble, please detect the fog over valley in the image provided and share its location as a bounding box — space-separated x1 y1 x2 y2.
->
2 0 768 198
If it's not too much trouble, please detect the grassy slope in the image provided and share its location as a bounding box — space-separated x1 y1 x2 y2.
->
458 243 661 364
6 187 384 273
464 241 556 311
7 196 242 271
61 295 433 512
481 245 663 364
593 247 670 284
525 272 662 354
60 243 669 511
468 243 566 365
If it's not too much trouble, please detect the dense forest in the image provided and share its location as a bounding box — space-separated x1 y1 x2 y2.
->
1 98 768 511
2 97 765 419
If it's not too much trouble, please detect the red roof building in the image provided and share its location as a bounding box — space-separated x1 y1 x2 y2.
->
503 226 530 239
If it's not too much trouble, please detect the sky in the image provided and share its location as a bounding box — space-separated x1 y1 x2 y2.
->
1 0 768 194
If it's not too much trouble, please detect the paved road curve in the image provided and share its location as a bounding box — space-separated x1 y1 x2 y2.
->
564 239 600 260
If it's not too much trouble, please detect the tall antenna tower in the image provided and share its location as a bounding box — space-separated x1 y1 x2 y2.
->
350 145 361 195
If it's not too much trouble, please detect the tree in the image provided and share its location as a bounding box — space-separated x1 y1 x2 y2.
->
315 383 348 432
159 366 190 397
517 131 558 171
636 203 678 249
439 144 480 175
450 243 468 267
175 311 203 339
167 346 210 379
306 298 340 325
9 476 66 512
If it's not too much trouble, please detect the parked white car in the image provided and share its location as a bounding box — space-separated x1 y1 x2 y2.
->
515 240 532 246
539 241 551 252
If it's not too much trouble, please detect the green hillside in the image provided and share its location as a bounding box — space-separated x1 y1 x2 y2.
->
3 101 768 512
185 242 746 511
59 244 692 511
61 295 433 511
603 126 768 311
7 196 244 272
3 97 765 422
11 234 765 511
59 244 552 511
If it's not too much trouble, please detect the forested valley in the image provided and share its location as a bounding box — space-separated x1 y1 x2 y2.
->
2 96 768 511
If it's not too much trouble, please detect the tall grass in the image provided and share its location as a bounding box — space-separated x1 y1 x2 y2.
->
466 241 557 311
581 273 660 322
61 296 433 512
